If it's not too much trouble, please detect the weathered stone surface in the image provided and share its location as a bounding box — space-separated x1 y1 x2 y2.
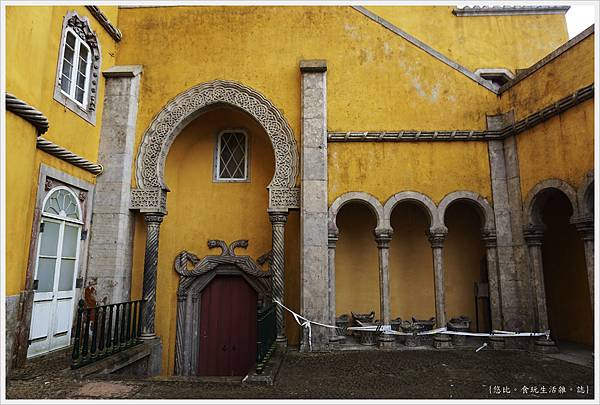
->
300 60 329 351
87 66 142 305
5 294 19 376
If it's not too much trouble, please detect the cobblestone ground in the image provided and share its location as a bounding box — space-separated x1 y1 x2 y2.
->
5 348 595 400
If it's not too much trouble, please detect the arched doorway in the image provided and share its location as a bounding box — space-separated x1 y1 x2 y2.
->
443 202 489 332
335 202 381 321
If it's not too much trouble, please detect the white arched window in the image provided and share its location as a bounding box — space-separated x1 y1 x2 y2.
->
58 27 92 107
28 187 83 357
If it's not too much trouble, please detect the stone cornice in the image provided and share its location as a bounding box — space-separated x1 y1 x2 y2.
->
85 6 122 42
499 25 594 93
453 5 569 17
5 92 49 134
328 83 593 143
36 137 103 175
351 6 498 94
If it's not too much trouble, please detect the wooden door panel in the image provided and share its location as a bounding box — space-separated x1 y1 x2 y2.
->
197 274 257 376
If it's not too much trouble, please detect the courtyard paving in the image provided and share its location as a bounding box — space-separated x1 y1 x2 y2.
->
5 347 595 400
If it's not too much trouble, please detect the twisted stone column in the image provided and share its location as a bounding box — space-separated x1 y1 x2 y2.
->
141 213 164 339
429 228 451 348
524 225 557 352
269 210 288 344
481 229 503 330
571 216 594 313
374 228 393 325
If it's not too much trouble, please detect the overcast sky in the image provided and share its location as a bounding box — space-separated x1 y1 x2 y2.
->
566 5 596 38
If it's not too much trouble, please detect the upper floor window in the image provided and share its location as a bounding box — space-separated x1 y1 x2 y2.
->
215 130 249 182
59 29 92 107
53 11 101 125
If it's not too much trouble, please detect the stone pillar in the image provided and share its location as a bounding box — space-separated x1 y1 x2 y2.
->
487 112 533 331
300 59 329 351
140 213 164 339
571 216 594 313
87 65 143 304
481 229 503 330
374 228 393 325
428 228 451 348
269 210 289 345
523 225 557 352
328 229 344 343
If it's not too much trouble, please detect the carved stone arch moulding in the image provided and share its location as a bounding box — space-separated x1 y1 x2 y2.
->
438 190 496 232
382 191 441 231
328 192 386 234
523 178 579 227
577 171 594 218
131 80 300 213
173 240 272 376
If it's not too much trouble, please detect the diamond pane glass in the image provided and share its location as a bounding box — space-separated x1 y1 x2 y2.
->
218 132 247 180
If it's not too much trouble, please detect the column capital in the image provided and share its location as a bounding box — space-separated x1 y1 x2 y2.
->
570 215 594 241
268 210 289 225
374 228 393 248
523 224 545 246
481 228 498 248
143 212 164 224
428 227 448 248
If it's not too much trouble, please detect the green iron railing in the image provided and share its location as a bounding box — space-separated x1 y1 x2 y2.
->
71 299 144 369
256 302 277 374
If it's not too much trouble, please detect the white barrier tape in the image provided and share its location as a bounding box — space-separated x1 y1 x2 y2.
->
475 342 488 352
272 300 551 346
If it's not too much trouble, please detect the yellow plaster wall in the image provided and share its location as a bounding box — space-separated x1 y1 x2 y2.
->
328 142 492 205
541 194 593 346
130 107 303 374
517 100 594 202
5 5 117 296
389 203 435 320
500 34 594 120
335 203 380 319
367 6 568 73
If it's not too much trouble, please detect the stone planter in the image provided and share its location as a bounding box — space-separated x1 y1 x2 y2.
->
447 316 471 346
358 325 377 346
390 317 402 331
351 311 375 326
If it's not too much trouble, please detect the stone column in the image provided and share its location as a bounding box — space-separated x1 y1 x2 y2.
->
300 59 329 351
571 216 594 314
429 228 451 348
328 229 343 342
269 210 289 345
481 229 503 330
523 225 557 352
140 213 164 339
375 228 394 347
87 65 143 304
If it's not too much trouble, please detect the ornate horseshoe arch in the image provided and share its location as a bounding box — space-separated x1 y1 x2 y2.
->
130 80 300 213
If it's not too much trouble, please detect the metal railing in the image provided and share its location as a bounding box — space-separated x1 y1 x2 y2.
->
255 302 277 374
71 299 144 369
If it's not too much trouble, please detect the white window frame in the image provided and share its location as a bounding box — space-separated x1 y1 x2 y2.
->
214 129 250 182
58 27 92 109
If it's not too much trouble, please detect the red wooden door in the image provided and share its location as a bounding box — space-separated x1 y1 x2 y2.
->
198 275 257 376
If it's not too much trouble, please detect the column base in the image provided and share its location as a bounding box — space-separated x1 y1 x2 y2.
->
433 334 452 349
139 333 157 340
488 336 505 350
377 334 395 349
276 335 288 350
534 337 558 353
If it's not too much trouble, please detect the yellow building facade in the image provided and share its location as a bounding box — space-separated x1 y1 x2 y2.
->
4 5 595 377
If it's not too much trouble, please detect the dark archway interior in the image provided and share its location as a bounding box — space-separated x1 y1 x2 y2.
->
540 190 593 346
443 201 489 332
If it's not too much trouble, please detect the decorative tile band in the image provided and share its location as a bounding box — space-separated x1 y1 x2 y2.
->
36 137 103 175
5 92 49 134
86 6 122 42
328 84 593 142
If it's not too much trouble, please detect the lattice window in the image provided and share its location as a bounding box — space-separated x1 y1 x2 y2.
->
215 130 248 181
